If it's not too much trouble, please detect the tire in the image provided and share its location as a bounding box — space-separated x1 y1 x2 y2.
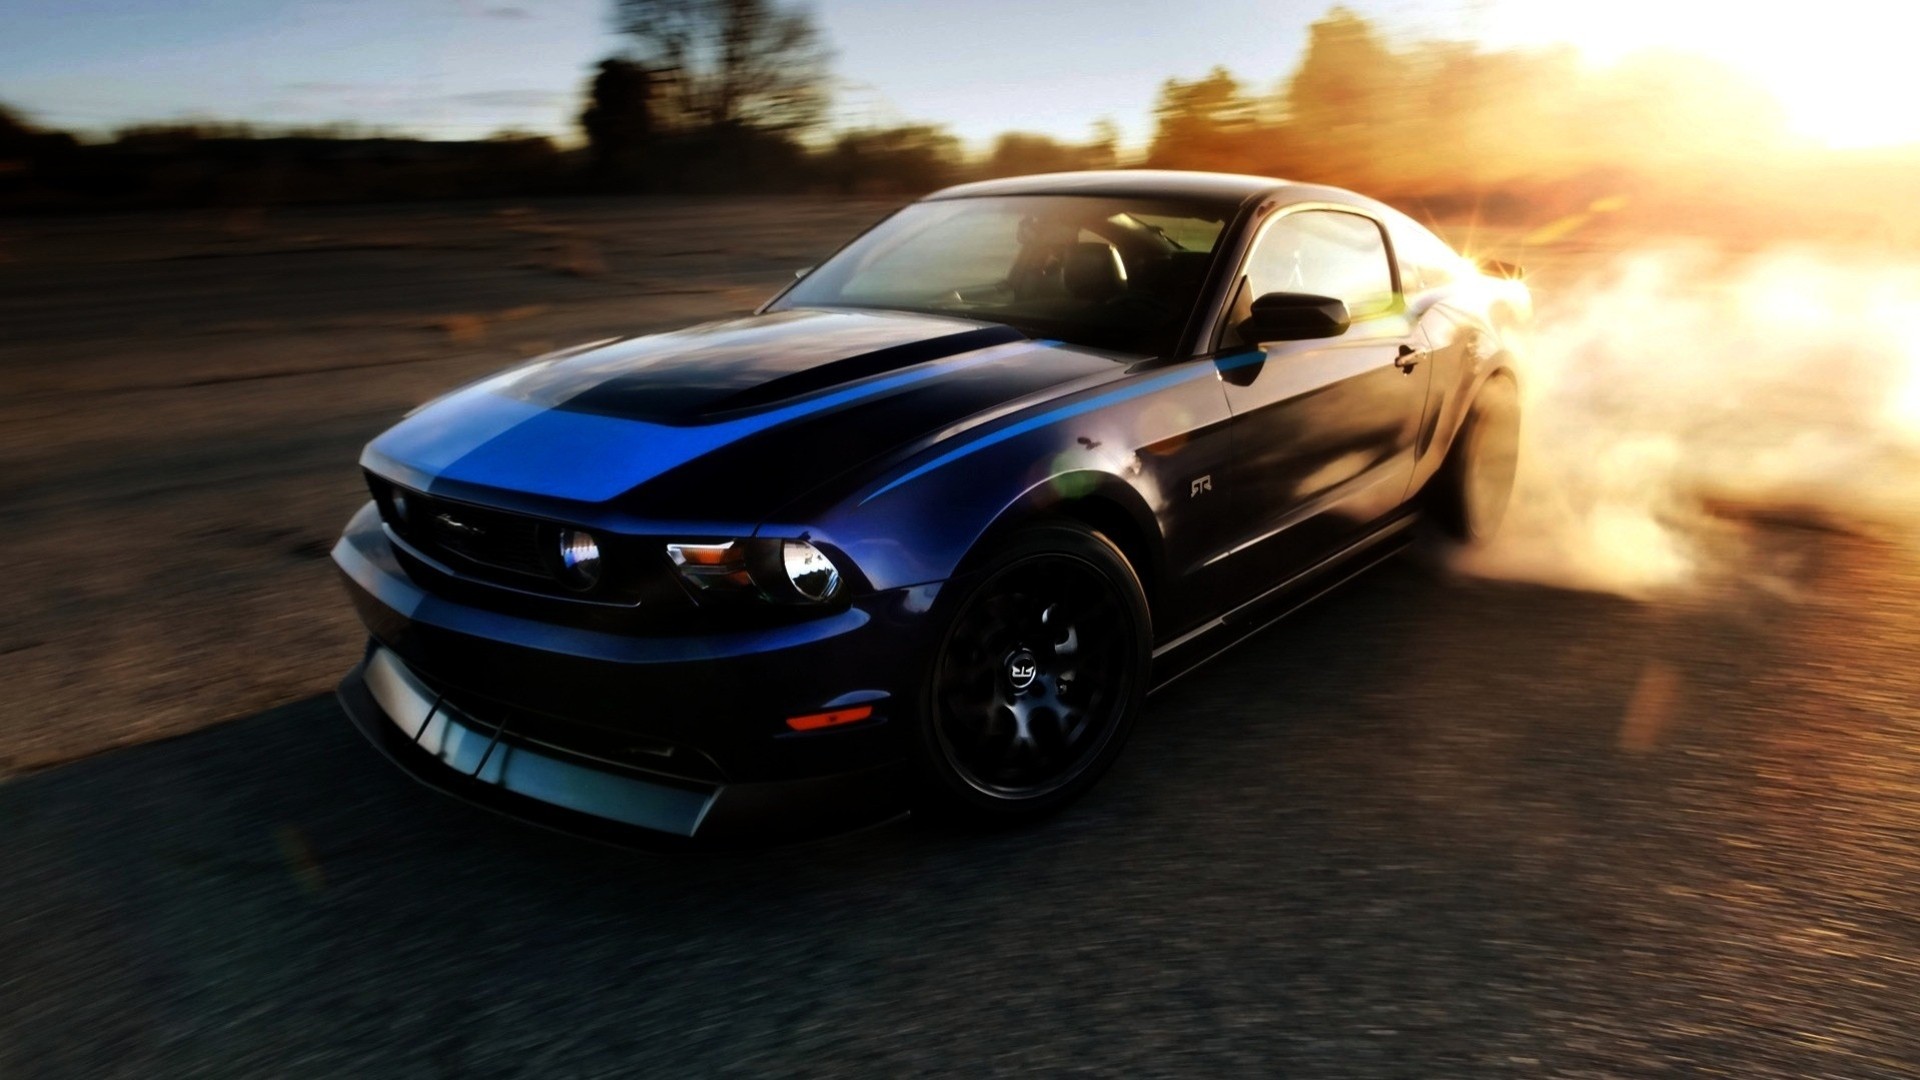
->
1433 374 1521 544
910 522 1151 826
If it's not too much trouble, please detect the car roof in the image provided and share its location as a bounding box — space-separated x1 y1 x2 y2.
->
924 169 1289 205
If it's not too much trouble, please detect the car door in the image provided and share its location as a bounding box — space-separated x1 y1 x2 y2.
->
1212 206 1432 588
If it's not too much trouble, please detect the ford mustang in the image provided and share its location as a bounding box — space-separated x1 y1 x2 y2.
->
332 170 1526 844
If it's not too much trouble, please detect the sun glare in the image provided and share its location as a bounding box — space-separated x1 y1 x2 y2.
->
1482 0 1920 148
1895 347 1920 446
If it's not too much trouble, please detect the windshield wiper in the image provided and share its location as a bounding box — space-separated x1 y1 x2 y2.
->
1123 214 1186 251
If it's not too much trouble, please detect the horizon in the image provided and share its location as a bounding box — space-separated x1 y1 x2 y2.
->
4 0 1918 152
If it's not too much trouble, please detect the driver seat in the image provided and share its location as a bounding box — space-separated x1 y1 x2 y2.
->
1064 242 1128 301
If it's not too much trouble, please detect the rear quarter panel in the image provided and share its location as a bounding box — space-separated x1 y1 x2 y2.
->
1409 277 1528 494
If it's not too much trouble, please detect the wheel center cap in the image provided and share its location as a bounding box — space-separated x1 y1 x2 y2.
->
1005 649 1039 691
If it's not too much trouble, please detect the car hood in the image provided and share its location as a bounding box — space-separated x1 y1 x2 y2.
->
363 308 1129 524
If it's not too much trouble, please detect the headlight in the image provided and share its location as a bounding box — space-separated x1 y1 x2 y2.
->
781 540 840 602
667 538 844 604
556 528 602 590
389 489 412 528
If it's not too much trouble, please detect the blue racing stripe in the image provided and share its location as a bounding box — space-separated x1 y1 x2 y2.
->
859 362 1219 504
369 386 547 478
409 339 1049 504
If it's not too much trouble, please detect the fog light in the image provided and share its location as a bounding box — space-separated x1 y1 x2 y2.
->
782 540 840 602
557 528 602 590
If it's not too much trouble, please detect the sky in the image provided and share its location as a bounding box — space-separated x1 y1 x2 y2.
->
2 0 1916 150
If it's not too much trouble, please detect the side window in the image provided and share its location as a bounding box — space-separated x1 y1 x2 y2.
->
1244 210 1397 320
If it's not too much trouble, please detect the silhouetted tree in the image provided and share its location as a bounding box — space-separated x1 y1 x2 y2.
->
580 57 657 185
1083 119 1120 171
1283 7 1400 180
823 124 960 194
1144 68 1258 171
1286 8 1394 129
0 103 33 144
0 102 79 182
613 0 829 134
983 131 1121 177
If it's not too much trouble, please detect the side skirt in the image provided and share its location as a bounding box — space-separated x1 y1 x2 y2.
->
1146 513 1419 695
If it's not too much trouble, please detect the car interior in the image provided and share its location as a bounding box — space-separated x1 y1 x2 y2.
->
946 213 1225 354
789 197 1232 356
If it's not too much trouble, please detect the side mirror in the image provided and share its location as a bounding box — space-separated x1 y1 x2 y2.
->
1477 258 1525 280
1241 292 1350 343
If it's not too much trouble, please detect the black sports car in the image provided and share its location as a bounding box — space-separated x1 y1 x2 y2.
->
333 170 1526 843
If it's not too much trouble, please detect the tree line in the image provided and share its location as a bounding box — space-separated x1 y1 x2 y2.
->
2 0 1910 238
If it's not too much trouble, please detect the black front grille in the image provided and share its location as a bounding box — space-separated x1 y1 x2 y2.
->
366 473 694 611
418 498 549 579
368 474 558 584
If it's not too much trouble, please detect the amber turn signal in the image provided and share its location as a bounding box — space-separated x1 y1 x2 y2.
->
784 705 874 732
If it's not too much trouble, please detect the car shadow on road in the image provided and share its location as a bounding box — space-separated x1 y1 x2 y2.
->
0 558 1813 1075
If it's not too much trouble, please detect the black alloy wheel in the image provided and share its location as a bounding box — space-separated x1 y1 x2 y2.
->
915 523 1150 823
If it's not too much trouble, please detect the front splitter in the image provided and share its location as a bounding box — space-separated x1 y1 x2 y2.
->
337 645 906 849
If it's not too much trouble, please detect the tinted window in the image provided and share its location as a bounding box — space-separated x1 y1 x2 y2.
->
774 195 1233 356
1244 210 1396 319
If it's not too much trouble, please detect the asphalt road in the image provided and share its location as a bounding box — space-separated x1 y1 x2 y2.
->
6 198 1920 1076
8 525 1920 1077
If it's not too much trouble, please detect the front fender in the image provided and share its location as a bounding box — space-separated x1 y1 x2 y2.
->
764 440 1156 594
759 360 1230 596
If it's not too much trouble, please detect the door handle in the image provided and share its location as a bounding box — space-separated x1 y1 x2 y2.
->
1394 344 1423 372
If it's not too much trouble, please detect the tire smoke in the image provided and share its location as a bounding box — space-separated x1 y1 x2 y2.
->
1453 243 1920 594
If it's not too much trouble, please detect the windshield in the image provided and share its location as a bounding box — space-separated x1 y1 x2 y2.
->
772 195 1233 356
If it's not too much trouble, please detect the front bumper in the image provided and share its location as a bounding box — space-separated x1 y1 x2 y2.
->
331 501 940 841
338 646 902 843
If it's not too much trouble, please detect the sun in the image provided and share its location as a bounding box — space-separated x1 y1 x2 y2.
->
1478 0 1920 148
